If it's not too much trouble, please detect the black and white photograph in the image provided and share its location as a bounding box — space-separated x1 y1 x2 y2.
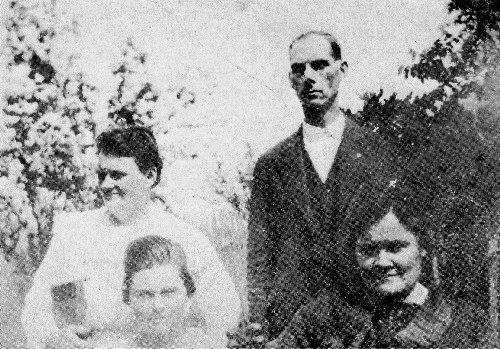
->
0 0 499 348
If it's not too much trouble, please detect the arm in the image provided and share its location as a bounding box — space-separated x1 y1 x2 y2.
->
22 276 59 349
247 159 277 331
179 224 242 345
197 243 242 342
21 214 85 348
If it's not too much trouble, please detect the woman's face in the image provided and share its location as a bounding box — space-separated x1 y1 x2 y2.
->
355 210 425 297
129 264 189 337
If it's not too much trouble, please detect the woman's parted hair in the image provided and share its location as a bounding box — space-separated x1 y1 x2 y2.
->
123 235 195 304
343 179 435 252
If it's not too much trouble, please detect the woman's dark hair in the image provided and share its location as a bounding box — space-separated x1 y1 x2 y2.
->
332 177 437 298
123 235 195 304
346 183 433 251
96 126 163 187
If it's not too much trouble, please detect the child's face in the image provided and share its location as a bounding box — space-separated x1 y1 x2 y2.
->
129 264 189 337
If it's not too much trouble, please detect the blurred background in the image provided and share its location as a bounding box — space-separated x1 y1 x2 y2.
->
1 0 500 347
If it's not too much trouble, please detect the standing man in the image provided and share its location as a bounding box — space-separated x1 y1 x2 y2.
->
22 126 241 348
248 31 384 340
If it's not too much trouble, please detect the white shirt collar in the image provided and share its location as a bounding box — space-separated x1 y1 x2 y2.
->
302 113 346 142
404 282 429 306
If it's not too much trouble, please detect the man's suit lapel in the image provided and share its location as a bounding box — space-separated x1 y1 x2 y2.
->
326 118 363 182
281 120 366 235
324 118 366 218
281 127 321 233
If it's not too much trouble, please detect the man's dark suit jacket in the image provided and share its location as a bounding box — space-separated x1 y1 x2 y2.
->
248 118 393 339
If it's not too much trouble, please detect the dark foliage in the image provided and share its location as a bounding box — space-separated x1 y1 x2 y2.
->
344 0 500 307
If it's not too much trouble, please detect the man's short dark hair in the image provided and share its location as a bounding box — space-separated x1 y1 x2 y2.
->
96 126 163 187
122 235 196 304
290 30 342 61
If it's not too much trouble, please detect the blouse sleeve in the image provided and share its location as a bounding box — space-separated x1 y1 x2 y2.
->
167 218 242 345
21 212 85 348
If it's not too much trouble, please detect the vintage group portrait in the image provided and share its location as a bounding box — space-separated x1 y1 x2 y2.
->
0 0 499 348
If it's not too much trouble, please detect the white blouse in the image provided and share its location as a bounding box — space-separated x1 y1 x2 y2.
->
22 202 240 348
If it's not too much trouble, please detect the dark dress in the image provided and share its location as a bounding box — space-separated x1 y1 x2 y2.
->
272 288 492 349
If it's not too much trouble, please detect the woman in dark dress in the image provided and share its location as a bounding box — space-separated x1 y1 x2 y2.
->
270 183 492 348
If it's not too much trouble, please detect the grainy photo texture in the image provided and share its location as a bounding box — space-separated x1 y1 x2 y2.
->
0 1 499 348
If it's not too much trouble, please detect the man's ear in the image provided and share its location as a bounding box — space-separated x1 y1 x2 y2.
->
289 71 301 93
340 61 348 75
146 169 158 186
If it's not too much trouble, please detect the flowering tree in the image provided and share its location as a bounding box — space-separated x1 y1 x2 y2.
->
103 38 200 199
107 39 161 129
1 0 98 272
211 143 255 220
103 37 252 216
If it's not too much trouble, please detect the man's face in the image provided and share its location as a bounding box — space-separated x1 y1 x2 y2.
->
98 154 153 223
355 211 424 297
129 264 189 338
289 35 345 109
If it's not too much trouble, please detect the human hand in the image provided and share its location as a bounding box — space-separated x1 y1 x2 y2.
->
45 325 94 349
